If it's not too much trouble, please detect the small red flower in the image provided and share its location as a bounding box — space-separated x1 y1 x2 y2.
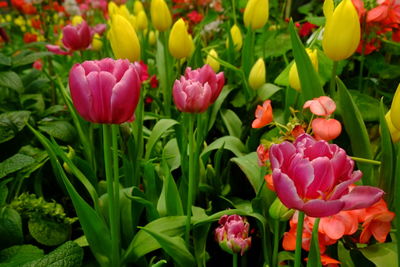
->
187 11 203 24
23 32 37 43
149 75 159 88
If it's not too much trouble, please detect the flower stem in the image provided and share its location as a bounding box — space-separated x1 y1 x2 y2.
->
103 125 119 267
161 31 172 116
329 61 339 96
111 124 120 267
310 218 322 267
133 87 144 186
294 211 305 267
185 114 196 246
272 220 280 267
233 253 238 267
350 156 381 165
231 0 237 25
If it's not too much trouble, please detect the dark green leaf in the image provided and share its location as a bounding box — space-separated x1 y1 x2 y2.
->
28 217 70 247
0 245 43 266
38 121 76 142
0 154 35 179
0 71 23 93
145 119 178 160
0 207 23 250
0 111 30 143
349 90 380 122
0 54 11 66
201 136 247 160
12 52 52 68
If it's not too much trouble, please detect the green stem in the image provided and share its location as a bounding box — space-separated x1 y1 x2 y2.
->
294 211 305 267
111 124 120 266
285 0 292 19
162 31 172 116
272 220 280 267
310 218 322 267
256 166 266 197
329 61 339 96
231 0 237 25
350 156 381 165
103 125 119 267
185 114 196 245
233 253 238 267
133 88 144 185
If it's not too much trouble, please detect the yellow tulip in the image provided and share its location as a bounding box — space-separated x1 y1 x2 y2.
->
206 49 220 72
226 24 243 51
148 30 156 45
243 0 269 30
289 48 318 91
72 15 83 26
386 110 400 143
128 15 138 31
133 1 144 15
390 83 400 130
137 10 148 31
108 1 118 17
91 33 103 51
322 0 360 61
168 18 192 59
150 0 172 32
249 58 266 90
109 15 141 62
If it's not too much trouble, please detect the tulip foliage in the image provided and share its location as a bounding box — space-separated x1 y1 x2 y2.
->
1 0 400 267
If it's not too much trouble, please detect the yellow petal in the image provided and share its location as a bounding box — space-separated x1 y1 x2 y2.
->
390 83 400 130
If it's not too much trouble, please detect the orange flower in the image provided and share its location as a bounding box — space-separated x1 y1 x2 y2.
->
264 174 274 191
311 118 342 141
252 99 273 128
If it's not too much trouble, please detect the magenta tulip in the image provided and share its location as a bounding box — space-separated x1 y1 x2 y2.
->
68 58 141 124
269 134 384 217
215 214 251 256
173 65 224 113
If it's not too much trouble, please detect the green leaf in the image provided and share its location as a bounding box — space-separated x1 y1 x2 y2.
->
307 219 322 267
0 111 31 143
157 162 184 216
12 51 52 68
0 71 23 93
38 121 77 143
338 241 355 267
349 90 380 122
336 78 374 185
123 216 186 263
22 241 83 267
359 243 398 267
257 83 282 101
220 109 242 138
0 207 23 250
0 154 35 179
0 53 11 66
162 138 181 171
201 136 247 160
139 227 195 267
208 86 235 131
28 217 70 247
145 119 179 160
0 245 43 266
261 32 292 58
21 94 45 114
288 20 324 101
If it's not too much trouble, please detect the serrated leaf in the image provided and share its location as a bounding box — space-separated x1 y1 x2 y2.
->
0 71 23 93
38 121 76 142
0 111 30 143
0 154 35 179
0 245 43 266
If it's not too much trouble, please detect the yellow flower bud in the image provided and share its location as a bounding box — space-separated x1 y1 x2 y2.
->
119 5 131 20
148 30 156 45
249 58 266 90
137 10 148 31
128 15 138 31
168 18 192 59
72 15 83 26
390 83 400 131
133 1 144 15
109 15 141 62
150 0 172 32
226 24 243 51
108 1 118 17
289 48 318 91
322 0 360 61
5 14 11 22
243 0 269 30
91 33 103 51
386 110 400 143
206 49 220 72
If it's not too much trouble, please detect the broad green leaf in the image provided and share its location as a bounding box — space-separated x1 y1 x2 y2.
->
0 71 23 93
162 138 181 171
208 85 235 131
201 136 247 160
261 32 292 58
157 162 183 216
139 227 195 267
360 243 398 267
28 217 70 247
338 241 355 267
0 154 35 179
12 51 52 68
21 94 45 114
288 20 324 101
337 78 374 185
123 216 186 263
241 29 254 77
257 83 282 101
0 111 31 143
350 90 380 122
145 119 178 160
220 109 242 138
0 207 23 250
0 53 11 66
0 245 43 266
38 121 77 143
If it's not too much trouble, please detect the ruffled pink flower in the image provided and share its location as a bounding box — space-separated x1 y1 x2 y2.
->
68 58 141 124
215 214 251 256
269 134 384 217
303 96 336 117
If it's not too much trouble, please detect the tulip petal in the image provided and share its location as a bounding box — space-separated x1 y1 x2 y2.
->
269 142 296 170
69 64 92 122
46 45 71 55
287 154 314 197
306 157 334 198
272 169 304 211
81 60 101 74
341 185 384 211
112 59 130 82
302 199 345 217
62 25 81 50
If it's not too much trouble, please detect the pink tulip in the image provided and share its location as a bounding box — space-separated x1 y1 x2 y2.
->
173 65 224 113
312 118 342 141
303 96 336 116
68 58 141 124
215 214 251 256
269 134 384 217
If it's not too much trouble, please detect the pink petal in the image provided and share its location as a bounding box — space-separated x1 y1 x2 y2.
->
302 199 345 217
272 169 304 211
81 61 101 74
46 44 71 55
112 59 130 82
341 186 384 211
62 25 80 50
286 154 314 197
69 64 93 121
173 80 187 112
269 142 296 170
306 157 334 198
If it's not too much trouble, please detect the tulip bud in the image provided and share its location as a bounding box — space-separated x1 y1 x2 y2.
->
71 15 83 26
205 49 220 72
91 33 103 51
226 24 242 51
108 1 118 17
119 5 131 20
322 0 360 61
386 110 400 143
289 48 318 91
133 0 144 15
137 10 148 31
269 197 295 221
62 146 75 174
169 18 192 59
390 83 400 130
109 14 141 62
150 0 172 32
128 15 138 31
243 0 269 30
148 30 156 45
215 215 251 256
248 58 266 90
